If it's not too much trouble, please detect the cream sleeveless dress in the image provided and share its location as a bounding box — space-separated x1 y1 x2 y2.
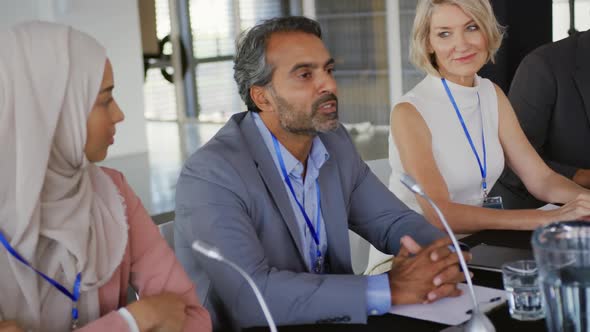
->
366 74 505 274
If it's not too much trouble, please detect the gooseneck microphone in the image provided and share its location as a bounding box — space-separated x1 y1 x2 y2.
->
400 173 495 332
192 240 278 332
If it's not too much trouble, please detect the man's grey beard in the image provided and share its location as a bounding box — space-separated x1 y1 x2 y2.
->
272 89 339 136
279 112 339 136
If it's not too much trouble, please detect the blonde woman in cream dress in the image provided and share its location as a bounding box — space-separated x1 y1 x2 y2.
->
367 0 590 274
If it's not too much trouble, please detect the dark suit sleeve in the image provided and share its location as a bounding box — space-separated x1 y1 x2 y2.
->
509 52 578 179
174 152 368 328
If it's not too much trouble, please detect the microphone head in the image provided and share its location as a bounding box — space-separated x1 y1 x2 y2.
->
465 311 496 332
400 173 424 196
192 240 223 261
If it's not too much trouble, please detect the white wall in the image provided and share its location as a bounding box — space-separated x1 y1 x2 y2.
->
0 0 148 159
0 0 35 26
553 0 590 41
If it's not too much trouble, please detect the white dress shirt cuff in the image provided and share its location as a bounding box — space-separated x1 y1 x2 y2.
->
117 307 141 332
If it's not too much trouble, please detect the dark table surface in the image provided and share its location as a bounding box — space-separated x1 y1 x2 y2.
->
245 230 548 332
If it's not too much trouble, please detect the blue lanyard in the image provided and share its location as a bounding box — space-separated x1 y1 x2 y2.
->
441 78 488 195
270 134 323 268
0 231 81 325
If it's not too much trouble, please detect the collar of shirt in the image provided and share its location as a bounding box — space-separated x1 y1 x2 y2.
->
252 112 330 182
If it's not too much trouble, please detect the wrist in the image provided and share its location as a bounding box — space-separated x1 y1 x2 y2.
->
390 290 401 306
573 169 590 188
118 308 140 332
126 300 158 332
542 208 559 226
387 272 404 306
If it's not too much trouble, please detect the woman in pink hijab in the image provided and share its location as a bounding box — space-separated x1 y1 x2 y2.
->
0 22 211 332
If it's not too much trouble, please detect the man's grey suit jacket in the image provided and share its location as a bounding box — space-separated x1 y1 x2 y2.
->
491 30 590 208
174 111 443 330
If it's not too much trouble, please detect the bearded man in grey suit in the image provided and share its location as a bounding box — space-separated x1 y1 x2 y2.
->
175 16 466 331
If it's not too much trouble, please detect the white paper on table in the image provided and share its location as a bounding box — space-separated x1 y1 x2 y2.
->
389 283 508 326
538 203 559 211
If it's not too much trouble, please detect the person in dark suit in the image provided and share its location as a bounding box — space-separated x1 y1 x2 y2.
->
491 29 590 209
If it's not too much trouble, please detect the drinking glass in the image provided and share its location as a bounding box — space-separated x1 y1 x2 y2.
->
532 221 590 332
501 260 545 321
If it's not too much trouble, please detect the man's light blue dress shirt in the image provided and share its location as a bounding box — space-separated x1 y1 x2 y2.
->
252 113 390 315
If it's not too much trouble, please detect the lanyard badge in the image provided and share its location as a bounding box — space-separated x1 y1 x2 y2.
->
271 134 325 273
441 78 503 209
0 231 82 330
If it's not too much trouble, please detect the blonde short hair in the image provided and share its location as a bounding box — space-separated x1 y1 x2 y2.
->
410 0 505 76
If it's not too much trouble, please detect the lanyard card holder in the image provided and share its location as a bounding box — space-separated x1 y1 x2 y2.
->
482 196 503 209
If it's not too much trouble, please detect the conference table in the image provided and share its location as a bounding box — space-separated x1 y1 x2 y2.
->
245 230 548 332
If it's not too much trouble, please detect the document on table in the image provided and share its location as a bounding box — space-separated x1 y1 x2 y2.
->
389 283 507 326
538 203 559 211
